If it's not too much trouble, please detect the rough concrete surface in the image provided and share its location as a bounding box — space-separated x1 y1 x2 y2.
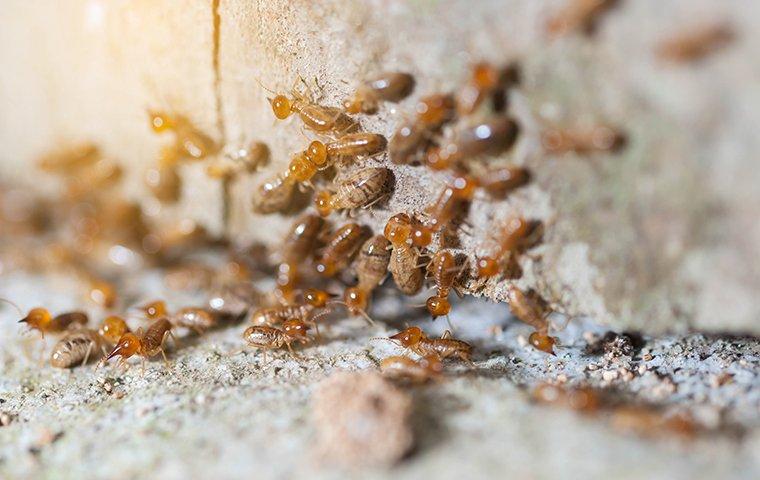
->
0 266 758 480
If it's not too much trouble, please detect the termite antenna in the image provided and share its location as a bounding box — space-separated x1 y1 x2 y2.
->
255 78 277 96
0 297 23 317
328 300 375 325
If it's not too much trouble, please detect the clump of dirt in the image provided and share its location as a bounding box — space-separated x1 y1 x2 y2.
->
312 371 414 468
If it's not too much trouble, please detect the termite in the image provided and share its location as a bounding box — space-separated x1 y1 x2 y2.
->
656 22 734 63
380 327 473 363
281 213 326 265
425 249 465 319
531 383 600 412
85 277 118 309
148 110 218 160
66 159 124 199
37 143 100 173
415 93 457 129
251 172 296 214
342 235 391 320
207 141 270 179
541 125 626 155
506 285 557 354
137 300 216 334
383 213 413 246
242 320 312 360
208 282 261 317
266 80 355 134
98 315 131 346
50 329 106 368
424 174 477 233
389 121 429 165
314 223 368 276
314 167 393 217
99 318 176 372
476 216 535 279
343 72 415 114
18 308 88 338
380 354 443 384
456 62 521 115
388 243 425 295
545 0 619 38
144 161 181 204
477 165 531 199
428 117 520 170
326 133 387 159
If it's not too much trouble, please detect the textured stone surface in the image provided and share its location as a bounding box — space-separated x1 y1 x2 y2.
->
0 267 758 479
0 2 759 332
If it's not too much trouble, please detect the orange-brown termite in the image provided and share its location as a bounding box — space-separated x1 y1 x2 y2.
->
99 318 176 372
423 174 478 233
477 165 531 199
656 22 734 63
282 213 327 265
314 223 368 276
389 120 430 165
541 125 626 155
136 300 216 334
266 80 355 134
388 242 425 296
380 327 473 363
207 141 270 179
343 72 415 114
427 117 520 170
314 167 393 217
341 235 392 321
425 249 465 320
50 329 107 368
326 133 387 159
531 383 601 413
475 216 535 279
144 160 181 204
251 172 296 214
380 354 444 384
148 110 218 160
85 277 118 309
545 0 619 38
98 315 131 346
506 285 557 354
415 93 457 129
242 319 312 361
18 308 88 338
37 142 100 174
456 62 521 115
66 159 124 199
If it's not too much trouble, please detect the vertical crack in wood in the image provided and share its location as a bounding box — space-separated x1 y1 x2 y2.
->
211 0 231 231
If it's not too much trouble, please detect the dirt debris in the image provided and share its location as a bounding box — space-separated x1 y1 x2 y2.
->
312 371 414 468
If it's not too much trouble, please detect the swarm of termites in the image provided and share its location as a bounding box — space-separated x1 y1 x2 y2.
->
0 53 637 376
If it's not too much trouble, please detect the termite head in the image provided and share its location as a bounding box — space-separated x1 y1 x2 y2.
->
410 220 433 247
451 174 478 200
148 110 175 133
283 319 311 338
106 332 141 361
529 331 557 355
140 300 167 320
19 307 52 332
383 213 412 246
314 191 334 217
476 256 499 278
389 326 424 347
269 95 292 120
420 354 444 374
314 258 338 277
99 315 130 344
425 296 451 319
305 141 328 166
303 288 333 308
342 95 365 115
343 287 368 314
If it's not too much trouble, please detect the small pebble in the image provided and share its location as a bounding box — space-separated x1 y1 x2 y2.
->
643 353 653 361
0 412 11 426
602 370 619 382
638 364 648 375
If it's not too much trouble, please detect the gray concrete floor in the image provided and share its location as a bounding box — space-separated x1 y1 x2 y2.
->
0 267 758 480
